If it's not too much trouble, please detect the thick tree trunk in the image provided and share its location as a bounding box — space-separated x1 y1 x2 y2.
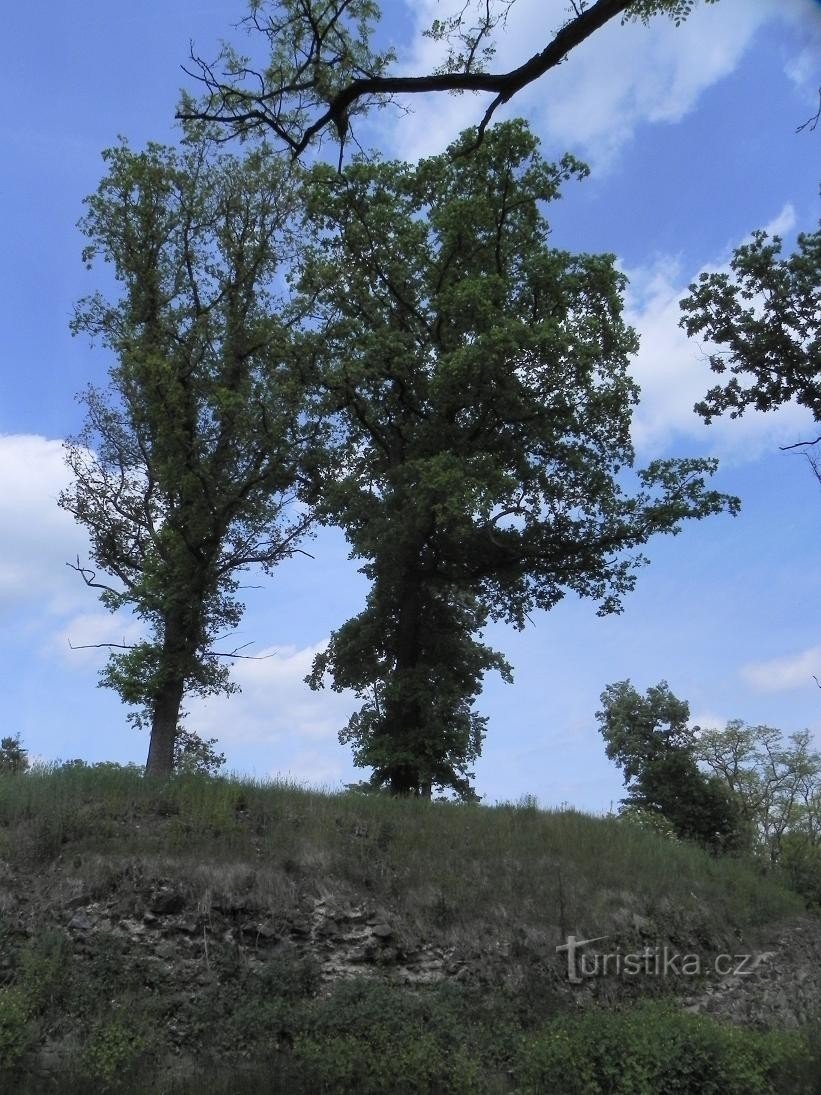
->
144 676 185 778
144 609 190 778
385 576 425 797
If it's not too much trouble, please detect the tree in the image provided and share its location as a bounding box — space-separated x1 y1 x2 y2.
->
695 720 821 863
0 735 30 776
679 222 821 447
178 0 719 161
299 120 739 799
61 139 316 778
597 680 743 851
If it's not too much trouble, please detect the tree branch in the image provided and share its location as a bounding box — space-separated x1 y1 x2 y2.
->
178 0 634 157
796 87 821 134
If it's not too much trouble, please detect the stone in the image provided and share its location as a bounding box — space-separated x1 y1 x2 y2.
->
150 890 186 916
68 911 93 931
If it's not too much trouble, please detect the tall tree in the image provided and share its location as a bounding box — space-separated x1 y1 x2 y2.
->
299 120 739 799
178 0 719 161
61 139 315 777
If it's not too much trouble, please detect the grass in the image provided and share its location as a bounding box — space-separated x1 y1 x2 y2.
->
0 762 802 939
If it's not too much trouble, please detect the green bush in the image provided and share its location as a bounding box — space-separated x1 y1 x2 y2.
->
293 1031 483 1094
519 1002 813 1094
80 1017 147 1090
780 832 821 907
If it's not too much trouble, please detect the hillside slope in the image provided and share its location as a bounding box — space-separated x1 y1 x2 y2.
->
0 766 818 1092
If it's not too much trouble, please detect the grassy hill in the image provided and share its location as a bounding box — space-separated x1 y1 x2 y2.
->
0 764 818 1092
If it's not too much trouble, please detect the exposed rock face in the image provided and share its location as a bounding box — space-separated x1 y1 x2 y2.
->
681 918 821 1029
2 852 820 1084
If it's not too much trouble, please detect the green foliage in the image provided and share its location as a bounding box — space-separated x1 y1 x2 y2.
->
618 803 681 842
172 727 226 777
80 1018 147 1090
597 681 744 852
780 831 821 907
626 0 720 27
0 987 33 1071
518 1001 812 1094
301 119 737 799
179 0 395 152
680 223 821 425
694 721 821 865
0 734 29 775
62 137 316 774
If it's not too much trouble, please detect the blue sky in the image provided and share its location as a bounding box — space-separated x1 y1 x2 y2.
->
1 0 819 808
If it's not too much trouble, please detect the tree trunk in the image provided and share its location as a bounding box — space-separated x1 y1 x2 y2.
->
385 576 425 797
144 609 190 778
145 676 185 778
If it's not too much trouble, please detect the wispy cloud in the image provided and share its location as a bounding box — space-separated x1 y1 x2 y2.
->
386 0 804 167
0 434 91 621
741 646 821 693
187 640 357 745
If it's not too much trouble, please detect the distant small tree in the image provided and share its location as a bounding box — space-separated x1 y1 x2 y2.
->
0 735 29 775
695 720 821 863
597 680 743 852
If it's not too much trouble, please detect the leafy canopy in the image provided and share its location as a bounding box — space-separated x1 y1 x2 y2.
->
597 680 744 851
61 138 316 774
680 223 821 426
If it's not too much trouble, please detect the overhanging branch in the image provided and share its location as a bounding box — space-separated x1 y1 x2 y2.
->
178 0 633 157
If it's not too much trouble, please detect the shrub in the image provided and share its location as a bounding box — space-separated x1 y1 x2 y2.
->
80 1018 147 1090
519 1001 813 1094
173 728 226 777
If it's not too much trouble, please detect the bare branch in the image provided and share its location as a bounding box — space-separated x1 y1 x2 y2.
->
68 639 135 651
779 435 821 451
66 557 124 598
796 86 821 134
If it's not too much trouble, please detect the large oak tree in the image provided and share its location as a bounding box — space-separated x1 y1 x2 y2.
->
298 120 739 799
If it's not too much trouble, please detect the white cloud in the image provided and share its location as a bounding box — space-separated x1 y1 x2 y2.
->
390 0 806 167
273 746 350 788
0 434 92 622
783 1 821 95
187 640 358 748
690 709 731 733
185 639 360 788
741 646 821 693
762 203 798 239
